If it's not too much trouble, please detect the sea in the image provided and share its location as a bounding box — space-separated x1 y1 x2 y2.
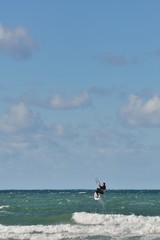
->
0 190 160 240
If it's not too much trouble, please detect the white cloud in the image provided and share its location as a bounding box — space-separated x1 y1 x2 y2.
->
0 103 39 134
0 24 36 59
50 91 90 109
119 95 160 127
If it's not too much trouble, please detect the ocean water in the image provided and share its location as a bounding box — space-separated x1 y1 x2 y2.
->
0 190 160 240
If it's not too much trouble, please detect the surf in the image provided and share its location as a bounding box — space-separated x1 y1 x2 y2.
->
1 212 160 240
72 212 160 238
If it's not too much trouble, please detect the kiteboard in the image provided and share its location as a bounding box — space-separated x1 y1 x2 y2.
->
94 192 101 200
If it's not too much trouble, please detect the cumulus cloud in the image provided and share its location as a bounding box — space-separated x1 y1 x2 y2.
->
119 95 160 127
0 103 65 161
0 24 36 59
49 91 90 109
0 103 39 134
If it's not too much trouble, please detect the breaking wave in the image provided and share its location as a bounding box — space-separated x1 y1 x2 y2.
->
0 212 160 239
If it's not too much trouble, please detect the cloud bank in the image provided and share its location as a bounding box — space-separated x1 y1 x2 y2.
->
119 95 160 127
0 24 36 59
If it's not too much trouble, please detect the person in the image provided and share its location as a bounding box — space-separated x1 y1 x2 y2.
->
96 182 106 196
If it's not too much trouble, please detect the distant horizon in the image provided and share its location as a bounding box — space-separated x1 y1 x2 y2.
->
1 188 160 191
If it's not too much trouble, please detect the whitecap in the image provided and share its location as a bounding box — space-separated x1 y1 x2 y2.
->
0 205 9 209
0 213 160 239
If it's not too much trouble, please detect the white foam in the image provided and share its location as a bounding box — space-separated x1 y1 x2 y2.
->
72 212 160 238
0 212 160 239
0 205 9 209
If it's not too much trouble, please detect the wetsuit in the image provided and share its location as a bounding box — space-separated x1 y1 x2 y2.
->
96 183 106 195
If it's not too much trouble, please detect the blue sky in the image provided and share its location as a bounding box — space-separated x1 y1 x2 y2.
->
0 0 160 189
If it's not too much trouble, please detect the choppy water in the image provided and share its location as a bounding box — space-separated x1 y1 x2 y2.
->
0 190 160 239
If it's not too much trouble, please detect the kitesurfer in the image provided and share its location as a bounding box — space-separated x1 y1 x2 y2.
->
96 182 106 196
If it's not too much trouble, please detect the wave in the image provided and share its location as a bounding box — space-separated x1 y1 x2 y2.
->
0 212 160 239
0 205 9 210
73 212 160 237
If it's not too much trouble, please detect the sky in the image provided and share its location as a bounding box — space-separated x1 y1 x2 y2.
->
0 1 160 190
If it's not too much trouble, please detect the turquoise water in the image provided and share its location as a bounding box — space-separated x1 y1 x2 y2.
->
0 190 160 239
